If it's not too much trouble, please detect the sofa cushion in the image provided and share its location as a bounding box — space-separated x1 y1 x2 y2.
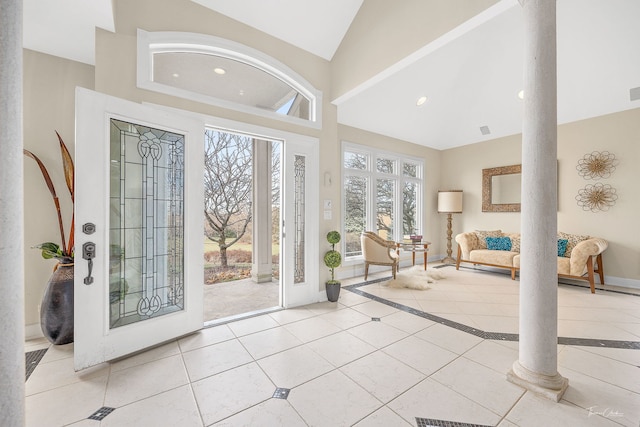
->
558 231 589 257
474 230 503 249
486 236 512 251
513 255 571 275
557 239 569 257
557 256 571 275
470 249 517 266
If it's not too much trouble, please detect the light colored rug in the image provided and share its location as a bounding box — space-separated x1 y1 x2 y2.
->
383 266 446 290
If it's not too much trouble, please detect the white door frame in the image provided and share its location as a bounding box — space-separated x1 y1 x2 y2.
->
190 112 320 308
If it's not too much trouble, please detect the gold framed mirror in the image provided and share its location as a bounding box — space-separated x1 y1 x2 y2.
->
482 164 521 212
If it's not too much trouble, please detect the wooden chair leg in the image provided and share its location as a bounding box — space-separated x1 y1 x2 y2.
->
456 246 461 270
364 263 369 280
586 256 596 294
596 253 605 284
392 263 397 279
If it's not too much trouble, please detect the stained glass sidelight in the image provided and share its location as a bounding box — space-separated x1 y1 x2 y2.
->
109 119 185 329
293 155 305 283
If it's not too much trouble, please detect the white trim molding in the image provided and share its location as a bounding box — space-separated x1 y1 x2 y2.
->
137 29 322 129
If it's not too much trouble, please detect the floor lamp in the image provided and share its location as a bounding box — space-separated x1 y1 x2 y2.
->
438 190 463 264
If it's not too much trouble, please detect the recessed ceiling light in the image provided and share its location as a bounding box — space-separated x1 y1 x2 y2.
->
518 90 524 100
172 73 180 78
214 67 226 75
416 96 428 106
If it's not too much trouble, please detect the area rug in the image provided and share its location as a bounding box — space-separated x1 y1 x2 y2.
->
384 265 446 290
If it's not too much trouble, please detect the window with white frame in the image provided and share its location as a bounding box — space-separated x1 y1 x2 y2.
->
137 30 322 129
342 142 423 259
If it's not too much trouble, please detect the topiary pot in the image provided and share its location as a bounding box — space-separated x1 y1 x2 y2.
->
326 280 341 302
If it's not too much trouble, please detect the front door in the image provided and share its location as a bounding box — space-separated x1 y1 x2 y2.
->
74 88 204 371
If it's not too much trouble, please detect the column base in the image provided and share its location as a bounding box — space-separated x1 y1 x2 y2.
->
441 257 456 265
251 269 273 283
507 361 568 402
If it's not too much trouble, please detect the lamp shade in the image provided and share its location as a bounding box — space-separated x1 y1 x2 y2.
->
438 190 463 213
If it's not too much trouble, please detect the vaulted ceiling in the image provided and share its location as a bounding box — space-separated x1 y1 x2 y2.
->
23 0 640 150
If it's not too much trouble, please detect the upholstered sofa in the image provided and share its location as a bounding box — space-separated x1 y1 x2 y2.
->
455 230 608 293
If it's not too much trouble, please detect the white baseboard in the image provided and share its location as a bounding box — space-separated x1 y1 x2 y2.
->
25 323 43 340
337 255 443 281
604 275 640 290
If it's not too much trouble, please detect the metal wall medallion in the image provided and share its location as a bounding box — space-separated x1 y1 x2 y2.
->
576 151 618 179
576 183 618 212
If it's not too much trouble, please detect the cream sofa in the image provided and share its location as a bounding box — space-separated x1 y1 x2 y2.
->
455 230 608 293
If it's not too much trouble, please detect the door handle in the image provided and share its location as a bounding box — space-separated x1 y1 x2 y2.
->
82 242 96 285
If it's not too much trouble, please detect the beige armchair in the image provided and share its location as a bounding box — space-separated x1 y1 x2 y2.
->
361 231 399 280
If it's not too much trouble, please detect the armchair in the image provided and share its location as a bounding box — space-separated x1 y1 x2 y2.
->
361 231 399 280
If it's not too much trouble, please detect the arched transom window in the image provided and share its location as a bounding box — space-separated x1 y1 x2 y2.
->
137 30 322 128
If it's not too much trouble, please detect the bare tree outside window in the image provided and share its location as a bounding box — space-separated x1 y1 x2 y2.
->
403 181 418 235
204 130 253 269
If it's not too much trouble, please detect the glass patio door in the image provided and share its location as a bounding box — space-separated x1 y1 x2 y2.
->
74 88 204 371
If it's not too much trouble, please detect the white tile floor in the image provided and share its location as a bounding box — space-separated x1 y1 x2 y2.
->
25 265 640 426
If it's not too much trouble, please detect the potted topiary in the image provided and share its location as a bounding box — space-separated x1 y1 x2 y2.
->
324 230 342 302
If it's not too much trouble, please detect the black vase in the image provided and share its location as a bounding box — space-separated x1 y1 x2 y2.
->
40 263 74 345
326 282 341 302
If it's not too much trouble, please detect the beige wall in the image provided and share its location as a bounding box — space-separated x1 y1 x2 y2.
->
23 49 94 327
440 108 640 285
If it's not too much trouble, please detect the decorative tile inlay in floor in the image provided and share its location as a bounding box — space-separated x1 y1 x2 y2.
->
25 348 48 381
272 387 290 399
344 268 640 350
88 407 116 421
371 317 381 322
416 418 493 427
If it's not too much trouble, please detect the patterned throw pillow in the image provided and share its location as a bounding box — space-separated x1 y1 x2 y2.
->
557 239 568 257
486 236 512 251
509 236 521 253
474 230 503 249
558 232 589 257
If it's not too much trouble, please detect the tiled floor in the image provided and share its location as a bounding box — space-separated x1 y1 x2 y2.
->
25 265 640 426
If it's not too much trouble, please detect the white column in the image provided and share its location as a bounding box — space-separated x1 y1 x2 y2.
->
252 140 273 283
0 0 26 424
507 0 568 401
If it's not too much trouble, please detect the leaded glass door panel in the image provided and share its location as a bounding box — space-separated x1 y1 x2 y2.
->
74 88 204 371
281 137 319 307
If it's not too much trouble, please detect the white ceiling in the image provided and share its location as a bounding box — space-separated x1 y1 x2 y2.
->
23 0 114 65
23 0 640 150
191 0 364 61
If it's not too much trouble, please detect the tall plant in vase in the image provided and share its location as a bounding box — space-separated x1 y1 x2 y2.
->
24 131 75 345
324 231 342 302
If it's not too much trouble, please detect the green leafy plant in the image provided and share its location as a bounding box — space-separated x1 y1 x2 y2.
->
324 231 342 285
24 131 75 263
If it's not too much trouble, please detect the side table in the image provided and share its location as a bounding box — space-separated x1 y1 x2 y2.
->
396 241 431 270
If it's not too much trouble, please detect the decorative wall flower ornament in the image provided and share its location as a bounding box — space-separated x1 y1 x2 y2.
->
576 183 618 212
576 151 618 179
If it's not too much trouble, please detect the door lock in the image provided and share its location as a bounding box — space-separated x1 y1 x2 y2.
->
82 242 96 285
82 222 96 235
